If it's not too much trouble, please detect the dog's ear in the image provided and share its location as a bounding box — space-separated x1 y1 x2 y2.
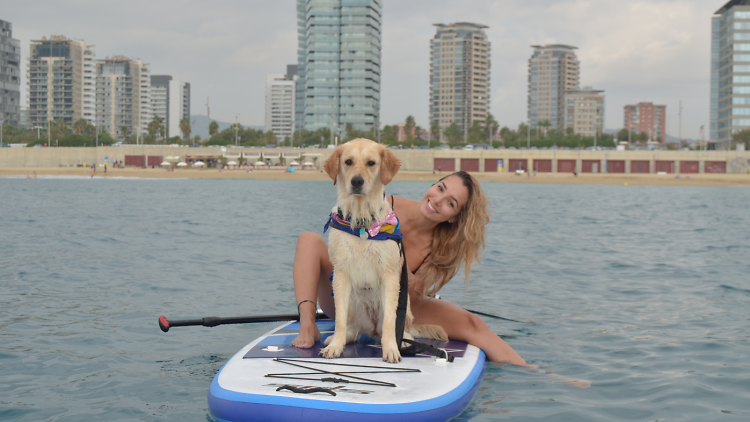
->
379 147 401 185
324 147 342 185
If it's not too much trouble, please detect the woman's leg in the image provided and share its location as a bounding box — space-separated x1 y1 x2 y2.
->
411 297 526 365
291 232 335 348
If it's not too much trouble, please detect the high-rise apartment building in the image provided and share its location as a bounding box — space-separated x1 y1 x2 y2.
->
528 44 579 131
429 22 491 139
295 0 382 137
623 102 666 141
0 20 21 128
95 56 151 141
565 87 605 136
265 65 297 141
712 1 750 149
28 36 96 130
151 75 190 139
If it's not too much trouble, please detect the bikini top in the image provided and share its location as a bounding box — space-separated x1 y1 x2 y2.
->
390 195 431 275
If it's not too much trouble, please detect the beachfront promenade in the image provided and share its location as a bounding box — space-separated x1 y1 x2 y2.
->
2 146 750 175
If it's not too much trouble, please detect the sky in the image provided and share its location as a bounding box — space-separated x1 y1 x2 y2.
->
4 0 729 139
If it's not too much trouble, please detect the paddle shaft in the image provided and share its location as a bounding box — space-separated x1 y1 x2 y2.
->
464 309 532 324
158 312 328 332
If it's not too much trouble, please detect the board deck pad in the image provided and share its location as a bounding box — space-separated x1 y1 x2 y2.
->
243 330 468 359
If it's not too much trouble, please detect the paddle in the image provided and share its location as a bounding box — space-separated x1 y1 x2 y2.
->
158 307 530 333
464 308 533 324
158 311 329 332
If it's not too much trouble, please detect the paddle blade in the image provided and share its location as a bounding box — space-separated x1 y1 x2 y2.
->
159 316 170 332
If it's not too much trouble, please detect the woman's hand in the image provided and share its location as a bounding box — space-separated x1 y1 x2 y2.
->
407 271 425 304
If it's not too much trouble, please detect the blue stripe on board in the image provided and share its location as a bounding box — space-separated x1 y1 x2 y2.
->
209 349 485 416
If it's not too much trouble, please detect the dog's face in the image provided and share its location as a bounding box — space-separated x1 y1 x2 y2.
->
324 138 400 196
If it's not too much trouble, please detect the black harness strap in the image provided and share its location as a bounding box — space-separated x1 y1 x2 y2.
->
393 239 454 362
394 238 409 350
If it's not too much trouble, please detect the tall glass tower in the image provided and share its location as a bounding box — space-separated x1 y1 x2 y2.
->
295 0 382 139
528 45 579 131
429 22 491 139
712 0 750 149
0 20 21 128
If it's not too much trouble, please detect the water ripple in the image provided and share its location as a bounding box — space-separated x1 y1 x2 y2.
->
1 180 749 421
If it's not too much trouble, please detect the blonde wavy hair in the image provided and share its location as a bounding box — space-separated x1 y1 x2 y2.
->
419 171 490 296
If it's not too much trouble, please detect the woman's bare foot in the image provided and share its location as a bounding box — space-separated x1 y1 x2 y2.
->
292 320 321 348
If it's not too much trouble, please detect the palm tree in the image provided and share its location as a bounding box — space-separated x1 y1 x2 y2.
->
147 116 163 140
483 114 498 144
120 126 129 141
51 119 70 140
414 125 423 141
209 120 219 138
179 117 191 141
430 122 441 143
539 120 551 139
72 119 88 135
404 115 416 141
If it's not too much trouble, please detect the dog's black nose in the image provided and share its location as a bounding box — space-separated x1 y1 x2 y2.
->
351 176 364 189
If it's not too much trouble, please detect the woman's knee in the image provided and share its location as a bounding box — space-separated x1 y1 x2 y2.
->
461 312 492 342
296 232 327 258
297 231 324 249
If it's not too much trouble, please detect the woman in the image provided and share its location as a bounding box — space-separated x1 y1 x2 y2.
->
292 171 589 387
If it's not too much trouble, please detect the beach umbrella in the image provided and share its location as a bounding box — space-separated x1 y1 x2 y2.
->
303 161 314 166
176 162 187 167
254 161 267 166
227 161 237 166
290 161 300 166
193 161 205 167
160 161 171 166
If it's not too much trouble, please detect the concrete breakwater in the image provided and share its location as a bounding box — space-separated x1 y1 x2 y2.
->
1 146 750 174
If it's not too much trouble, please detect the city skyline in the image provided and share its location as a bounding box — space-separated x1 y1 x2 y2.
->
3 0 727 139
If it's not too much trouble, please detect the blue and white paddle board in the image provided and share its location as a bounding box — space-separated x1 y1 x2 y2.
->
208 320 486 422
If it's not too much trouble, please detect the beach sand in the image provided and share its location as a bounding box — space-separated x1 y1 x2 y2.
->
2 166 749 187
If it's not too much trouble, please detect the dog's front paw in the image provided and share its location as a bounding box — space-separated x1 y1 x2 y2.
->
381 343 402 363
320 336 344 359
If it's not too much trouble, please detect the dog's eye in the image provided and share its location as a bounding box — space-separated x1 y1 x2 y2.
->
367 160 375 166
345 159 353 166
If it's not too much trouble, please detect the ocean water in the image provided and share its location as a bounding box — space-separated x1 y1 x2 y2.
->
0 177 748 421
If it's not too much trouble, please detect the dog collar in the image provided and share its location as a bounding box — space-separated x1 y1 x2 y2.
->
324 210 403 241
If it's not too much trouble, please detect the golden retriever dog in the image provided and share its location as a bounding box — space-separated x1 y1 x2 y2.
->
320 138 447 363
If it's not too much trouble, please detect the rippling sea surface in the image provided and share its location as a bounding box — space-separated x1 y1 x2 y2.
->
1 177 749 421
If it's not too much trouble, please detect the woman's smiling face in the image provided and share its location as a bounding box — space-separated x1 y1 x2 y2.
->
420 175 470 223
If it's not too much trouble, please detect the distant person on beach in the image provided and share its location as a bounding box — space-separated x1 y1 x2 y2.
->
290 170 590 388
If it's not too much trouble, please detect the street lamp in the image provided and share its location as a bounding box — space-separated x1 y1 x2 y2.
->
191 119 196 145
235 114 239 146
